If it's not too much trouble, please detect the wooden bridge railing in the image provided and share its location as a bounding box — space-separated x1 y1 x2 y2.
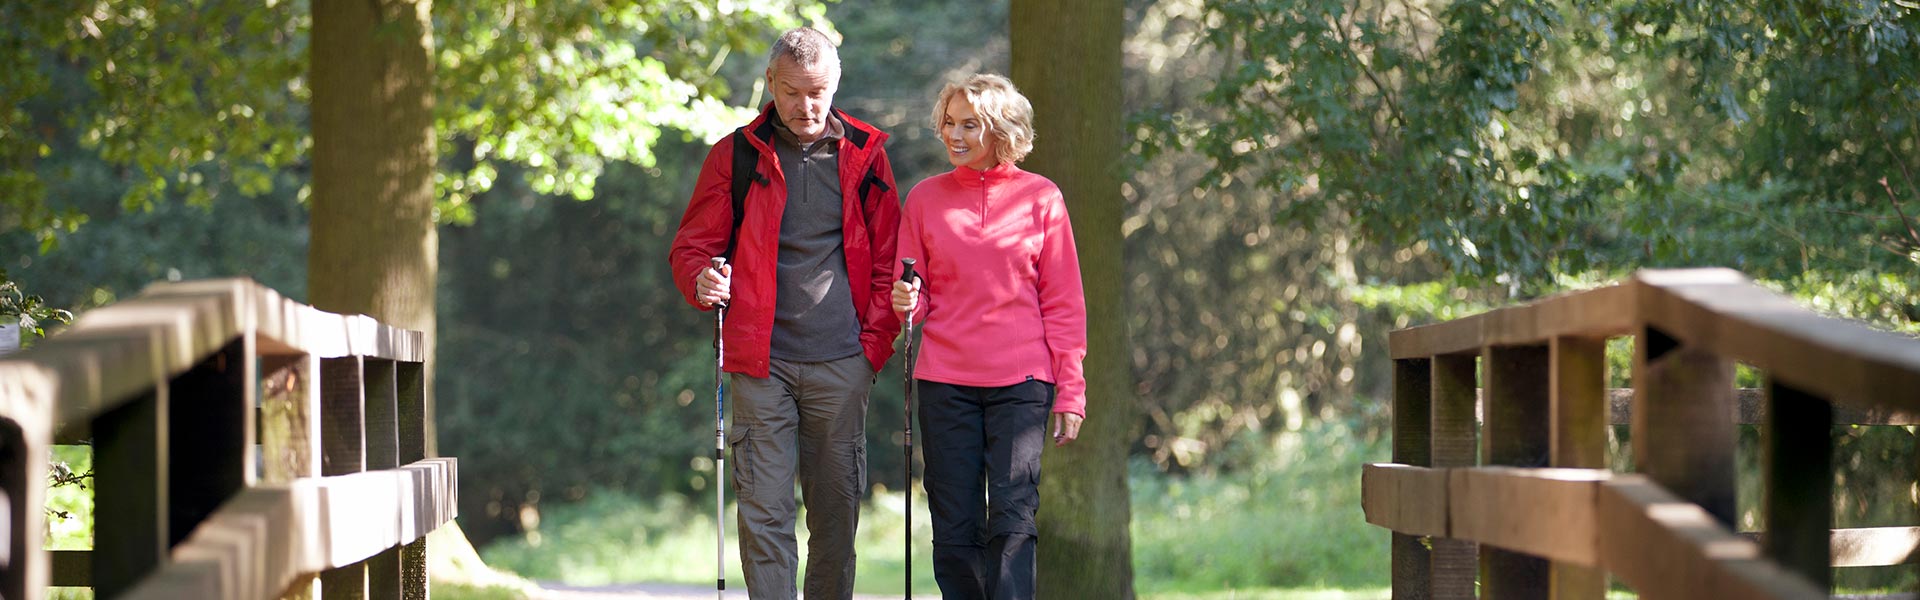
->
1363 268 1920 598
0 278 457 599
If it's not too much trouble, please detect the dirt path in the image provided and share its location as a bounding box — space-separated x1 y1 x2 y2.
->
533 582 934 600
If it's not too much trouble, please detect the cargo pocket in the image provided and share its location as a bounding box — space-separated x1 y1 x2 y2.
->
728 424 752 497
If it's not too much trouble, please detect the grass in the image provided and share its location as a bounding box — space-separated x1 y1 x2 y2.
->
1130 420 1390 594
481 484 941 593
481 419 1394 596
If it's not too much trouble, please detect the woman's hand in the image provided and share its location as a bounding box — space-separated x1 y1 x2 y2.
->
892 278 921 316
1051 412 1083 447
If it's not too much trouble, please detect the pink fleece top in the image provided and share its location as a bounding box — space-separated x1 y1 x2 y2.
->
897 162 1088 417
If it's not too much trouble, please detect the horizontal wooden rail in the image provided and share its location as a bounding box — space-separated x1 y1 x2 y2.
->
120 458 455 599
1456 388 1920 426
1363 464 1826 599
1392 269 1920 413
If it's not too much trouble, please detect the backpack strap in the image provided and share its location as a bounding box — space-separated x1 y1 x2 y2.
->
724 128 769 261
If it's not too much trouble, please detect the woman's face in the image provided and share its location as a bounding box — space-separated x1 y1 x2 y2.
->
940 96 999 171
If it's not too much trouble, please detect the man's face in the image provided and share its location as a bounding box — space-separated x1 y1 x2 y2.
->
766 56 839 144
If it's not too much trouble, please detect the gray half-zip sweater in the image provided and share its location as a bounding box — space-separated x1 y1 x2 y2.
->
767 112 862 362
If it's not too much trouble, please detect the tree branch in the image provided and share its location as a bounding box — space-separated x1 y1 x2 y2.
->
1878 176 1920 251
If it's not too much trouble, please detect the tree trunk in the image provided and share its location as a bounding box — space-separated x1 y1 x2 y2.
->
308 0 439 455
1011 0 1134 596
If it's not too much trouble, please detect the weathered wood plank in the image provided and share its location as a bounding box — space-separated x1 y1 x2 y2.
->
1634 331 1737 528
1364 463 1450 538
1448 467 1608 567
1548 337 1607 600
1633 268 1920 415
1762 379 1832 590
363 359 399 471
1482 344 1552 598
93 387 167 598
117 458 457 600
1831 527 1920 567
0 421 28 600
1392 358 1435 599
143 278 424 363
167 338 254 547
50 549 88 587
1597 475 1825 600
1599 388 1912 426
0 279 425 441
1736 527 1920 567
321 357 366 477
1391 284 1637 360
1430 354 1479 598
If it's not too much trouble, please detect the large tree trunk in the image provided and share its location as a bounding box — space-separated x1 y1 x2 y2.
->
1011 0 1134 596
308 0 439 455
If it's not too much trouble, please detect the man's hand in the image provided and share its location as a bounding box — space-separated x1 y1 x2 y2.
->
1051 412 1083 447
891 278 920 316
696 263 732 307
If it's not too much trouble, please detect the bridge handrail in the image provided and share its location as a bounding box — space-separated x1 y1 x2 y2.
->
1367 268 1920 599
1389 268 1920 411
0 278 452 599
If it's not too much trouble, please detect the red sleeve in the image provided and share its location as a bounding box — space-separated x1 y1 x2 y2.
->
1036 185 1088 417
858 145 905 370
669 135 736 311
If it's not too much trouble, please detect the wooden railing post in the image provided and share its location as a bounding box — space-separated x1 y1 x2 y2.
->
1548 336 1606 600
363 359 404 600
397 360 429 600
0 419 29 600
1392 358 1434 599
263 352 322 600
321 356 369 599
1762 378 1832 591
94 385 167 599
1432 353 1479 598
167 338 255 545
1633 327 1736 527
1482 344 1550 599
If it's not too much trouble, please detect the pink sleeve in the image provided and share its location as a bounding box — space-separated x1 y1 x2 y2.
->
1036 187 1088 417
895 192 929 324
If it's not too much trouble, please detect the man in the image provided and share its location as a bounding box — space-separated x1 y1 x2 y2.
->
669 27 901 600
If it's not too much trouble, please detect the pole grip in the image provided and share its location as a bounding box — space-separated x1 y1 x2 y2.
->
899 258 917 283
709 257 728 309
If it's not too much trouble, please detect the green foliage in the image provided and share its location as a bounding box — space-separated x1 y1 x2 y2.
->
430 0 822 222
428 583 532 600
1161 0 1613 284
1132 420 1390 592
46 445 92 550
0 268 73 340
1 0 815 245
1173 0 1920 290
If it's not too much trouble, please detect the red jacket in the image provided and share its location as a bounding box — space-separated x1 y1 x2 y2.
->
670 105 903 377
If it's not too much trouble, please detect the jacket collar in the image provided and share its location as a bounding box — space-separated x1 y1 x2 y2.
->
744 103 885 155
952 161 1020 187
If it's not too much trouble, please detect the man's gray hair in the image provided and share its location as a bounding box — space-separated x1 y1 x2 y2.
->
768 27 840 72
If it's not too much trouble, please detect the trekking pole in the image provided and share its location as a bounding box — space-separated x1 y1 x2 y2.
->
899 257 919 600
710 256 729 599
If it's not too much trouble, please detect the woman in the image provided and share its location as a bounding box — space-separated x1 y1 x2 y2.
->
893 73 1086 600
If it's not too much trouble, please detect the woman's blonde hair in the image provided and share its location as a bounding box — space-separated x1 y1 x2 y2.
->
930 74 1035 165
